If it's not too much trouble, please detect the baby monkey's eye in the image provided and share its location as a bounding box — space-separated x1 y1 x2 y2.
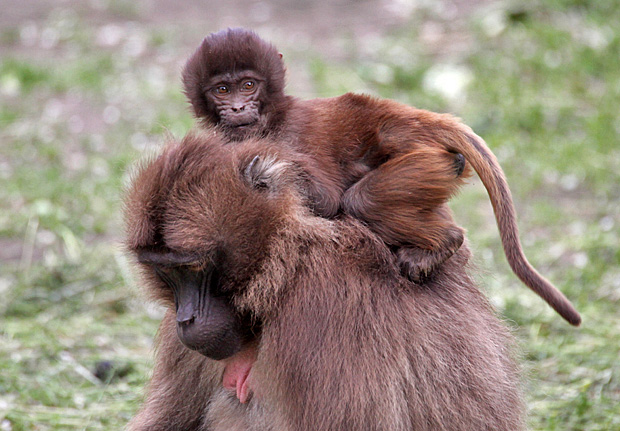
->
215 85 229 94
242 80 255 91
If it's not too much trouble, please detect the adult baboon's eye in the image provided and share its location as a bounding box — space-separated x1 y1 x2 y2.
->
155 265 172 275
153 265 174 286
186 263 204 272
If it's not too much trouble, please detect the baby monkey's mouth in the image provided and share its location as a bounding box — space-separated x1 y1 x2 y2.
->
222 112 259 129
235 123 255 129
232 119 258 128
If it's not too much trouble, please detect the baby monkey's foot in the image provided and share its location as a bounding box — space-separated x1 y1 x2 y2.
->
396 227 465 283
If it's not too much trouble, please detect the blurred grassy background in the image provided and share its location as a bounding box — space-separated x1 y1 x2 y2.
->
1 0 618 429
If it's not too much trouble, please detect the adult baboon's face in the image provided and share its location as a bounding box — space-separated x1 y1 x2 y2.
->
125 133 307 359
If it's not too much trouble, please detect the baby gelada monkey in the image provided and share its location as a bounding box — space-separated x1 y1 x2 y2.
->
182 28 580 326
182 28 467 283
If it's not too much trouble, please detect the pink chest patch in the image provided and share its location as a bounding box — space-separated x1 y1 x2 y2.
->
222 346 257 404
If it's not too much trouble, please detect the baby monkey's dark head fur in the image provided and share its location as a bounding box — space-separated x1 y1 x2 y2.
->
182 28 291 140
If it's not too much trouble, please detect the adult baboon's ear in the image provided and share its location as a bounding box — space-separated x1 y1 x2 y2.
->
242 154 291 191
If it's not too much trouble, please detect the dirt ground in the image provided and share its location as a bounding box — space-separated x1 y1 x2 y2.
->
2 0 491 61
2 0 488 37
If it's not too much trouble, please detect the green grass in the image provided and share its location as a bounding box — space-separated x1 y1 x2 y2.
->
1 0 619 429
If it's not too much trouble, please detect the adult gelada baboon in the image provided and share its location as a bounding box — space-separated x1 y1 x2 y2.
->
124 133 525 430
182 28 581 326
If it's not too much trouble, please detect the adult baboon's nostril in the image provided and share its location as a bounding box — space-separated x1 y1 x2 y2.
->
177 315 196 326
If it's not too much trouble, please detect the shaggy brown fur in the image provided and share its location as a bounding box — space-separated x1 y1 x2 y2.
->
125 133 525 430
182 28 580 325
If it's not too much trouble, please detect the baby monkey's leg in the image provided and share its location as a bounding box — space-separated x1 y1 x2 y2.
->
342 148 468 282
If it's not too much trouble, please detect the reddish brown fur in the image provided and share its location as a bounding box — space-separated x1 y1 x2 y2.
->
182 29 581 325
183 29 469 282
125 133 525 430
